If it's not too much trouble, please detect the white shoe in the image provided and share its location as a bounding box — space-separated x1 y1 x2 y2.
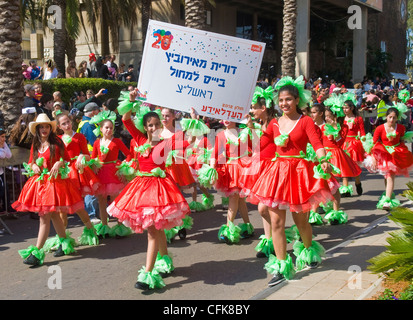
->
90 218 101 225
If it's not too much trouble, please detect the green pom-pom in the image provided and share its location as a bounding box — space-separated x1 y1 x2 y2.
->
324 209 348 224
201 194 214 209
154 252 174 275
377 195 400 209
180 118 210 136
238 222 254 238
197 165 218 188
293 240 325 271
320 201 334 213
221 197 229 206
264 254 296 280
255 235 274 257
18 245 45 265
189 201 206 212
218 221 241 243
164 228 178 243
309 210 324 225
137 267 165 289
94 222 112 238
339 185 353 195
43 234 61 252
285 225 300 243
78 227 99 246
109 223 132 238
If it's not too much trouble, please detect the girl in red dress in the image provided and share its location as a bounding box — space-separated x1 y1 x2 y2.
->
13 114 84 266
107 91 192 290
342 99 365 195
55 113 100 246
90 115 131 238
210 120 254 244
364 106 413 210
248 76 334 287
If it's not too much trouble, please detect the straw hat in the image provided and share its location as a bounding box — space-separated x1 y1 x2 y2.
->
29 114 57 136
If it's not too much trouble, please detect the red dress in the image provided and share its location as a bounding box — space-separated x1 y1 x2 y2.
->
321 123 362 178
12 143 84 216
248 116 335 213
186 136 212 181
164 130 196 189
91 137 131 195
107 118 191 233
366 124 413 178
60 132 101 196
342 116 366 164
213 128 252 197
240 125 276 205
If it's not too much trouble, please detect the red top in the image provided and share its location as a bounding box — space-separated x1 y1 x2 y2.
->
213 128 252 164
265 115 324 155
59 133 90 164
373 123 406 146
123 118 190 172
29 141 70 170
344 116 365 137
321 123 348 149
258 126 277 160
91 137 130 163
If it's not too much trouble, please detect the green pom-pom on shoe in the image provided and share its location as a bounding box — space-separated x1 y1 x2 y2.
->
154 252 174 275
136 267 165 289
239 222 254 238
377 195 400 210
78 227 99 246
109 223 132 238
255 235 274 257
339 185 353 195
18 245 45 266
293 240 325 271
324 210 348 224
201 194 215 209
218 221 241 244
164 228 178 243
189 201 206 212
58 235 77 255
285 224 300 243
94 222 112 238
308 210 324 225
264 254 296 280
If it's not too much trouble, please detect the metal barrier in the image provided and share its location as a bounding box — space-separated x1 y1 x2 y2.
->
0 146 30 235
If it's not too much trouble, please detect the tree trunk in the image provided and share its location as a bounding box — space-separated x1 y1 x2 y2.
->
66 35 77 63
0 0 23 131
281 0 297 77
185 0 206 30
53 0 67 77
141 0 152 50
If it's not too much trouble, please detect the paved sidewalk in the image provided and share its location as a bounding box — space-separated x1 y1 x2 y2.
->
252 215 397 300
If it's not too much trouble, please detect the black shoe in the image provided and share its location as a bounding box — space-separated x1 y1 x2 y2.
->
159 270 174 278
256 251 267 258
135 281 150 291
306 262 319 269
356 183 363 196
53 245 65 257
178 228 187 240
342 192 351 198
268 273 286 287
23 253 41 266
330 219 340 225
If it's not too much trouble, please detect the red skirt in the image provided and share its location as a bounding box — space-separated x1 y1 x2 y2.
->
215 159 248 197
326 147 362 178
366 143 413 178
342 137 366 164
107 172 190 233
239 154 270 204
165 161 196 189
12 174 84 216
69 162 101 196
96 162 126 195
248 157 335 213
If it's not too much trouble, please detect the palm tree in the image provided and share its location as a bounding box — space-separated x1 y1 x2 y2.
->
82 0 141 56
52 0 66 76
141 0 152 50
281 0 297 77
185 0 206 30
0 0 24 131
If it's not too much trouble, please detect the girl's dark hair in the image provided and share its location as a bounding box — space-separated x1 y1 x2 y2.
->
277 84 303 114
311 103 326 121
143 112 160 133
32 124 64 163
40 93 54 106
325 107 344 126
257 97 277 123
9 113 36 148
386 107 399 117
344 100 359 117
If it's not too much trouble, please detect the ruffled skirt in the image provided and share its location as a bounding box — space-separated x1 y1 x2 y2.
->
215 160 247 197
96 162 126 195
364 143 413 178
165 161 196 189
326 147 362 178
247 158 335 213
12 175 84 216
69 162 101 196
342 137 365 164
107 172 190 233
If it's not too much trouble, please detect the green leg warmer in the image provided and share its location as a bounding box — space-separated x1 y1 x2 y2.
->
154 252 175 275
377 193 400 209
218 221 241 244
189 201 206 212
18 245 45 266
78 227 99 246
94 222 112 238
255 235 274 257
202 194 215 210
109 223 133 238
285 224 300 243
239 222 254 238
339 185 353 195
264 254 296 280
58 235 77 255
293 240 325 271
164 228 178 243
137 266 165 289
308 210 324 225
324 209 348 224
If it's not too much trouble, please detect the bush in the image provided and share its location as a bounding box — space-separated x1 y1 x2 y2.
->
25 78 138 107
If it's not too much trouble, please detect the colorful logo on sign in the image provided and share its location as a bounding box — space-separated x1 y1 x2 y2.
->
152 29 173 50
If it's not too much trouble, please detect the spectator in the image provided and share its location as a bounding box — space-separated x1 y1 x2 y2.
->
88 53 97 78
106 55 118 80
78 102 101 151
28 60 42 80
37 93 54 120
22 63 31 80
9 112 36 150
118 64 137 82
33 82 43 102
53 91 68 110
66 60 79 78
23 84 38 113
43 59 58 80
52 102 69 119
96 56 110 79
78 60 91 78
0 127 12 213
72 88 106 112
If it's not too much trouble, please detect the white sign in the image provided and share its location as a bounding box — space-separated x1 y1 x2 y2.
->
138 20 266 122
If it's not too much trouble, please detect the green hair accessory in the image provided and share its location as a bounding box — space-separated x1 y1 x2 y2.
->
274 75 311 109
251 86 275 108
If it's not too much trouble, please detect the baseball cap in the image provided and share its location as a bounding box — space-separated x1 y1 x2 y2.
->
24 84 35 92
84 102 100 112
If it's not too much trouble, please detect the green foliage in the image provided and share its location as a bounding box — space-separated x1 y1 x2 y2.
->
368 183 413 282
25 78 137 106
376 283 413 300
